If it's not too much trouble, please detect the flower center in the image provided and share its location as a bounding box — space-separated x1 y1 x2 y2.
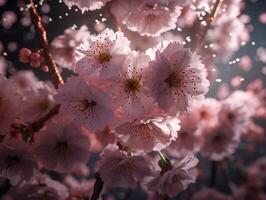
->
81 100 97 112
124 78 141 93
96 53 112 63
165 72 181 88
55 141 68 152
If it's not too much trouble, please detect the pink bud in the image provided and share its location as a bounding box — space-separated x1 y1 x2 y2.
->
19 48 31 63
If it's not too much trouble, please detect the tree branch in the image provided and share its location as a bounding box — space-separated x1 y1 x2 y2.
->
192 0 223 51
90 172 104 200
26 0 64 88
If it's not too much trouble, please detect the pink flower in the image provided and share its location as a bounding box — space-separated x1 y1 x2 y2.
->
55 77 117 132
0 76 19 134
191 188 233 200
95 127 117 148
96 147 151 188
64 176 94 200
0 138 36 185
4 173 69 200
33 121 90 173
207 16 249 60
116 116 180 153
247 157 266 178
76 28 131 80
166 98 221 157
147 156 198 197
108 52 155 119
51 25 90 71
219 91 259 132
9 70 40 96
146 42 209 116
199 123 241 161
63 0 111 13
19 82 56 123
110 0 187 37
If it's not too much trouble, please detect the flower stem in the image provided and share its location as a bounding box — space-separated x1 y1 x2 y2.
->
210 161 217 187
91 172 104 200
26 0 64 88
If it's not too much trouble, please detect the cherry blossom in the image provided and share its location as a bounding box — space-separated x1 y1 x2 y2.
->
33 121 90 173
63 0 111 13
199 123 241 161
51 25 90 71
146 42 209 116
19 82 56 123
55 77 117 131
76 28 131 80
108 52 155 119
147 156 198 197
110 0 188 37
0 138 36 185
0 76 19 135
116 116 180 153
96 147 152 188
4 173 69 200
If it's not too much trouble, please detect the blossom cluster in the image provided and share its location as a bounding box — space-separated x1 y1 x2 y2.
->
0 0 266 199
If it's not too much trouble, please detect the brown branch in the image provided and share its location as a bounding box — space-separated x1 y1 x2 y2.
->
90 172 104 200
11 105 60 141
192 0 223 51
27 0 64 88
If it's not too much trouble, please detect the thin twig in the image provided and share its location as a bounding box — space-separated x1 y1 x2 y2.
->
193 0 223 51
27 0 64 88
209 161 217 188
91 172 104 200
11 104 60 141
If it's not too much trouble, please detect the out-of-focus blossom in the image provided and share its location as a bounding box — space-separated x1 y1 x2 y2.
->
247 157 266 178
231 182 266 200
259 12 266 24
207 16 250 60
51 25 90 71
64 175 94 200
239 55 252 71
0 56 7 75
257 47 266 63
147 42 209 116
199 123 241 161
1 11 17 29
33 121 90 173
121 24 161 51
76 28 131 80
19 82 56 123
147 156 198 198
95 127 117 148
96 148 152 188
0 76 19 135
63 0 111 13
4 173 69 200
110 0 188 37
9 70 40 96
0 138 36 185
55 77 117 132
219 90 260 130
116 116 180 153
167 98 220 157
191 188 233 200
